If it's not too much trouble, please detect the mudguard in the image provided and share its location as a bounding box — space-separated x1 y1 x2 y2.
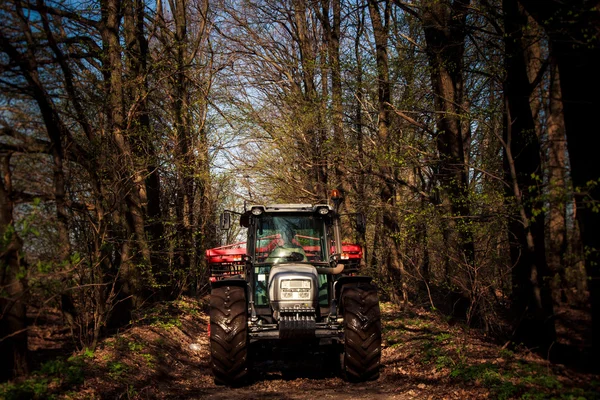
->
333 275 373 301
210 277 248 290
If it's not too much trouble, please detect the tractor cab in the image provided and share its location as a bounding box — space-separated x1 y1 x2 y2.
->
242 204 345 324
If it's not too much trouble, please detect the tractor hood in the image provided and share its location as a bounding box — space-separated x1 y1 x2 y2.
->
268 264 319 320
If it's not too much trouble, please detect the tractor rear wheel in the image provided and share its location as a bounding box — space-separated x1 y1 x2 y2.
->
210 285 249 386
341 282 381 381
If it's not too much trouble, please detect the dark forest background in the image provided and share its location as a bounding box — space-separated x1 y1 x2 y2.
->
1 0 599 383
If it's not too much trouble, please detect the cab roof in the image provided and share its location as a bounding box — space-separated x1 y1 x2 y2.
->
247 204 333 213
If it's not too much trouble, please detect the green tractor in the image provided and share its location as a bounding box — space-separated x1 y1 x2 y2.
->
206 192 381 385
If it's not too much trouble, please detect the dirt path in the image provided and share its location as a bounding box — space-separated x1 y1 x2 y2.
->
5 298 598 399
84 301 489 400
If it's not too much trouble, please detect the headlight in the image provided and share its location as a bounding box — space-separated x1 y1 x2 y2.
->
251 207 264 215
317 206 330 215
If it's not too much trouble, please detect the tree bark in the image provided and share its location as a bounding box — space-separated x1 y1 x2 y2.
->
101 0 149 308
0 155 28 381
503 0 555 351
124 0 165 291
519 0 600 360
545 53 569 304
421 0 475 300
321 0 345 194
293 0 328 199
368 0 406 306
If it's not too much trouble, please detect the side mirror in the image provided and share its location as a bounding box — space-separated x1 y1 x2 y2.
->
356 213 366 234
240 214 250 228
220 212 231 230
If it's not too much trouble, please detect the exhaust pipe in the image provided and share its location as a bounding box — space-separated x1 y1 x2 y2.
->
315 263 344 275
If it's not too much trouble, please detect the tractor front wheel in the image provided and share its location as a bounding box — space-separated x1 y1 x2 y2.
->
210 285 249 386
341 282 381 382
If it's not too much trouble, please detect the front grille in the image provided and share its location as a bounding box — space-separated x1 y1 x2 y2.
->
279 307 316 339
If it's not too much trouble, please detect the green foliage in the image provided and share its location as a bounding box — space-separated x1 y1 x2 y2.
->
0 355 87 399
124 384 138 398
172 299 201 316
498 348 515 360
107 361 128 378
449 361 498 381
446 359 598 400
0 225 16 252
435 354 454 369
141 353 155 367
128 341 144 352
522 374 562 390
421 340 443 364
43 355 86 385
151 316 182 330
398 320 596 400
0 378 50 400
434 332 452 342
83 347 95 359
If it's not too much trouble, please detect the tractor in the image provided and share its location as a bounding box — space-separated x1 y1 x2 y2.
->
206 191 381 385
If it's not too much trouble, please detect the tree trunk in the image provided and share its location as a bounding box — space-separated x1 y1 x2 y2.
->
367 0 406 304
101 0 148 309
519 0 600 360
170 0 194 292
321 0 345 194
125 0 165 293
503 0 555 351
421 0 475 302
545 53 569 304
0 155 28 381
293 0 327 199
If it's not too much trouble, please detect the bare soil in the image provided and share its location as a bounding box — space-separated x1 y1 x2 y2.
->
6 298 600 399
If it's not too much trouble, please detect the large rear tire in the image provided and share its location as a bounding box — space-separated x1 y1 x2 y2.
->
341 282 381 382
210 285 249 386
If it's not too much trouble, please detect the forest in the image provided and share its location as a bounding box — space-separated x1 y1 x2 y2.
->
1 0 599 397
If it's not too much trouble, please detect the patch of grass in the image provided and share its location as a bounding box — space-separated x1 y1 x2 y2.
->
522 373 562 390
128 341 144 352
446 358 598 400
107 361 128 378
0 355 87 399
421 340 443 363
435 354 454 369
83 347 95 359
434 332 452 342
385 329 406 347
493 381 522 400
404 318 431 329
124 384 137 398
546 387 600 400
141 353 155 367
40 355 86 385
449 362 522 400
517 361 546 375
498 348 515 360
0 378 50 400
450 361 498 381
173 299 201 316
150 315 183 330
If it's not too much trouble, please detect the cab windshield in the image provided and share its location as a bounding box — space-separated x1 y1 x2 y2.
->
255 214 328 264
